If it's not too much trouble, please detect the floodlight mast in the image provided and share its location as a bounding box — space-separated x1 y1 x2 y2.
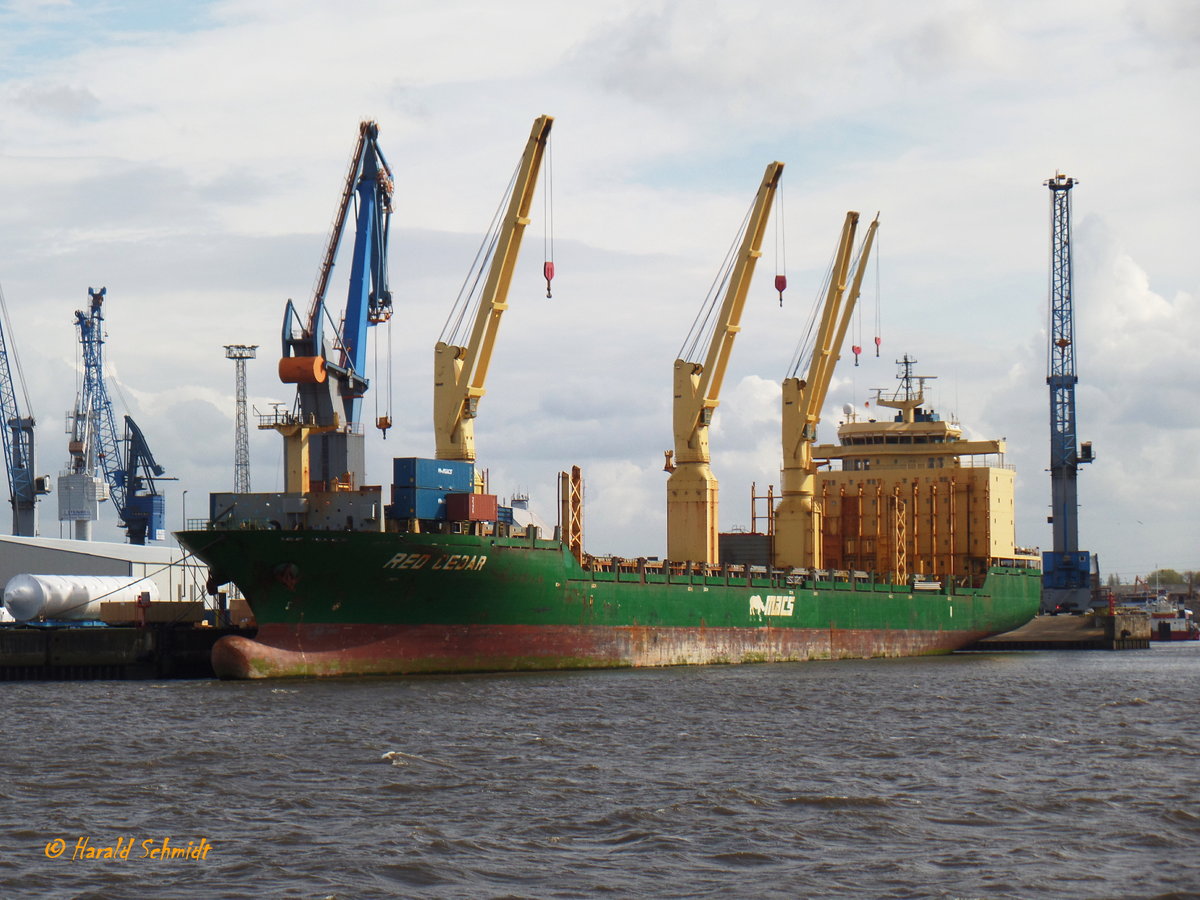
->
225 344 258 495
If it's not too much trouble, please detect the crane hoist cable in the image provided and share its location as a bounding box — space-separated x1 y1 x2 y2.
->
787 228 876 381
678 202 755 363
370 307 395 437
851 232 885 368
786 244 838 379
773 183 787 306
439 165 518 347
542 137 555 298
0 284 33 414
851 282 863 367
386 322 393 432
873 229 883 356
0 282 40 534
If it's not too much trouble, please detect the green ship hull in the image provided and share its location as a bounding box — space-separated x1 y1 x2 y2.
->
179 528 1041 679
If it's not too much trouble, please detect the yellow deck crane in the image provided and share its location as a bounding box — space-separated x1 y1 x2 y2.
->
433 115 553 465
773 211 878 570
666 162 783 564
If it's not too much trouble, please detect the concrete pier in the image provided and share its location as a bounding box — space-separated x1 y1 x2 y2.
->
966 611 1151 652
0 625 256 680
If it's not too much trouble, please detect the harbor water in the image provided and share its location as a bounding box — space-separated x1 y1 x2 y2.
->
3 644 1199 898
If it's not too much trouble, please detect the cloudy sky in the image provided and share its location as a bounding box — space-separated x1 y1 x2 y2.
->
0 0 1195 581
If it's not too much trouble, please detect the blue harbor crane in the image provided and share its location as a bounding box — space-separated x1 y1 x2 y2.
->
60 288 170 544
0 284 50 535
1042 173 1096 613
118 414 169 544
271 120 394 492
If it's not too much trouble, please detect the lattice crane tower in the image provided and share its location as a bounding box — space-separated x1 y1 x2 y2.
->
225 345 257 494
1042 173 1094 613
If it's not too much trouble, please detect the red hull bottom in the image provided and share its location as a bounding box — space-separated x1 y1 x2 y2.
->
211 623 991 679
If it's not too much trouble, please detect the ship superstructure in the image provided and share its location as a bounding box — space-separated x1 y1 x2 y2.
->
813 355 1037 585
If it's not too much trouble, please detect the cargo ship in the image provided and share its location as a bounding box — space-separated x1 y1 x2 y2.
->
179 523 1040 679
178 357 1042 680
177 118 1040 678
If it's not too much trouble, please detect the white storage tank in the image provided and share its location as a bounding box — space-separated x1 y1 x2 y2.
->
2 574 160 622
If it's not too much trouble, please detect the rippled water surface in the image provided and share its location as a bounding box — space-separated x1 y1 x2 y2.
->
3 645 1199 899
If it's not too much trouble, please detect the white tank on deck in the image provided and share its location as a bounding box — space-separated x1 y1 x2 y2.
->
2 574 160 622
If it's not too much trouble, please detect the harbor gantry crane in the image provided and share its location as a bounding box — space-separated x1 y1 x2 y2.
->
666 162 784 565
58 288 170 544
1042 172 1095 613
433 114 553 465
0 283 50 535
60 287 120 541
273 120 394 493
119 414 171 544
773 211 879 571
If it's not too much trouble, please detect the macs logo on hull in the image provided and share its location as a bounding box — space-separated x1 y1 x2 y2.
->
749 594 794 617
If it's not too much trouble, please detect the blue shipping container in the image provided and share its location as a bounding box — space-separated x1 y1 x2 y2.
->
389 486 447 520
497 505 514 524
392 457 474 493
